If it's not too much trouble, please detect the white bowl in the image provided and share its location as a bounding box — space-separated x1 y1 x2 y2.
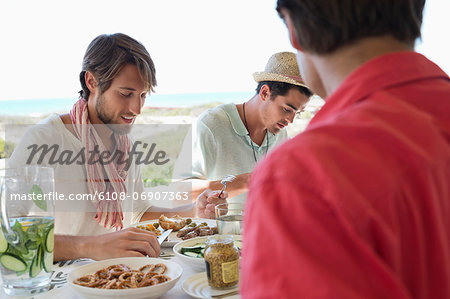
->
173 235 242 271
67 257 182 299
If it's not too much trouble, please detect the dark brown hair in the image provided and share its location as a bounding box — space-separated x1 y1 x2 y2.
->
256 81 313 99
276 0 426 54
79 33 157 99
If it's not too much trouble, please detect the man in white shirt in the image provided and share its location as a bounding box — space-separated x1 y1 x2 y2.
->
8 33 225 261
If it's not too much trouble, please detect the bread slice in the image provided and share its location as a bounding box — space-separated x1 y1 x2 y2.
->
158 215 187 231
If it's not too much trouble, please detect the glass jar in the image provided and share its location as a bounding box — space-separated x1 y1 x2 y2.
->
204 235 239 289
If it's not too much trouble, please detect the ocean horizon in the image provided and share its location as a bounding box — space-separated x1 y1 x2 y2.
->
0 91 254 116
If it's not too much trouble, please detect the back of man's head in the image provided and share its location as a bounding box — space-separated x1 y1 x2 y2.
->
79 33 157 99
277 0 426 54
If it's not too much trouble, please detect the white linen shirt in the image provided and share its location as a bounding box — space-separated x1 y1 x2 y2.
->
7 114 150 236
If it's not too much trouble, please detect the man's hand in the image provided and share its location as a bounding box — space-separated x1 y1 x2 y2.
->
196 189 228 219
189 172 252 200
83 227 160 260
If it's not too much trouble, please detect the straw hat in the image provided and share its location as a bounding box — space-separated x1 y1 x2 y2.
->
253 52 308 88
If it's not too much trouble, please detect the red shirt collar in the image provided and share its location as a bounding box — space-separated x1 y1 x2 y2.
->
309 51 449 126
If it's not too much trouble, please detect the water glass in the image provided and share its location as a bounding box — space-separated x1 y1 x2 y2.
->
215 203 244 235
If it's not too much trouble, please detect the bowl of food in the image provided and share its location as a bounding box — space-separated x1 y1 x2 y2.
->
67 257 182 299
173 235 242 271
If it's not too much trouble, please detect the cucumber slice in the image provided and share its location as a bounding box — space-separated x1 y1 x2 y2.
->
44 227 54 253
29 247 43 278
16 259 32 276
181 245 204 253
183 252 202 258
0 230 8 253
42 250 53 273
193 243 206 249
0 253 27 272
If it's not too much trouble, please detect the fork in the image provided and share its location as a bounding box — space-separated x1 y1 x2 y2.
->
218 174 236 198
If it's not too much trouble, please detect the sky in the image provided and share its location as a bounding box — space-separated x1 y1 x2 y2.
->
0 0 449 101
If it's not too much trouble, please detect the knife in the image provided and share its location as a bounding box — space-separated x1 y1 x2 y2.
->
157 229 173 245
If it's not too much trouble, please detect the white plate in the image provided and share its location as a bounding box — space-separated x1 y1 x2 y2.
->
128 218 216 247
173 235 243 271
67 257 182 299
182 272 240 299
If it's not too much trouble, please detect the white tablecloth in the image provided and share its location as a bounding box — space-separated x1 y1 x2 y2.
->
0 247 241 299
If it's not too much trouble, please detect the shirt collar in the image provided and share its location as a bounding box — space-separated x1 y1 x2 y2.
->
309 51 449 126
222 103 249 136
221 103 274 149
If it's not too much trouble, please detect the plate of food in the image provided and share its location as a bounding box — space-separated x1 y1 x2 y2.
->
173 235 243 271
67 257 182 299
129 215 218 247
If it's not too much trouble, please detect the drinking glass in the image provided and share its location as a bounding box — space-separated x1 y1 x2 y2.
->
215 203 244 235
0 166 55 296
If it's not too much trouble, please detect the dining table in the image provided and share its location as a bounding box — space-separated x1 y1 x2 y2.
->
0 246 241 299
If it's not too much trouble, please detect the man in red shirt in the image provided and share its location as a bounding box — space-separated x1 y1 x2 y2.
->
241 1 450 298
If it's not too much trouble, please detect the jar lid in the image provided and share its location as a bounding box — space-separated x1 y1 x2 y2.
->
205 235 234 246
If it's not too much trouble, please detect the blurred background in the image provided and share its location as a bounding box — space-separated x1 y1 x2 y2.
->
1 0 449 171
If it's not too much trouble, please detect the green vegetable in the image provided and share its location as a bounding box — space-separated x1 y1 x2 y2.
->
0 229 8 253
181 244 206 258
30 184 47 211
0 253 27 272
29 246 43 278
44 227 54 253
0 217 54 278
183 252 203 258
21 249 35 261
42 250 53 273
25 239 39 251
11 220 28 255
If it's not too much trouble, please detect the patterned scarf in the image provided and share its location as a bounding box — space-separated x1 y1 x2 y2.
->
69 98 130 230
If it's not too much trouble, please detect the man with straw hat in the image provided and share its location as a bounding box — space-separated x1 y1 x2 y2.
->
186 52 313 203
